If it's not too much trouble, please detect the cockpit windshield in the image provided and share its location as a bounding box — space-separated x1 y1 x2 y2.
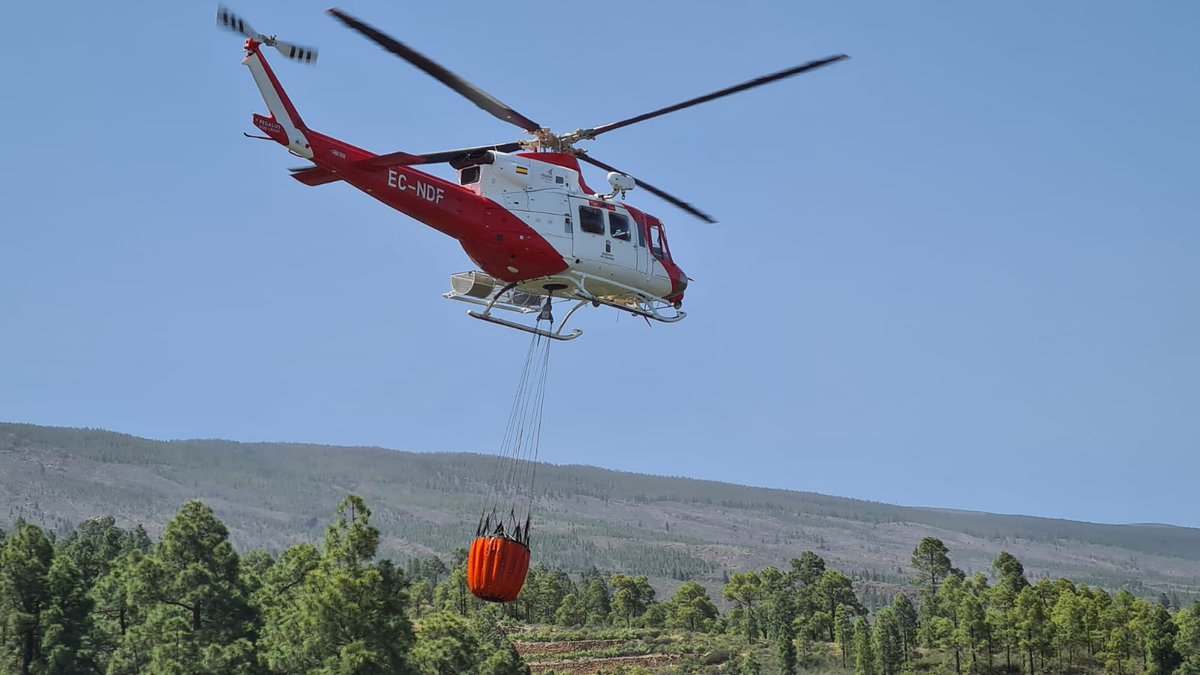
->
647 219 671 261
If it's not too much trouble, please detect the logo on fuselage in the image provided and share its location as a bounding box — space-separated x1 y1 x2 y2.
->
387 169 445 204
254 118 283 134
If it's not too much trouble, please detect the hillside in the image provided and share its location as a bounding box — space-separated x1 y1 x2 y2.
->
2 422 1197 604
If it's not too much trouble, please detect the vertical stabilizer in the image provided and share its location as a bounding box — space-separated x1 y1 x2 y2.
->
243 43 313 158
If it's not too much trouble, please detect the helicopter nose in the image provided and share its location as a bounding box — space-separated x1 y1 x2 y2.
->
670 271 688 304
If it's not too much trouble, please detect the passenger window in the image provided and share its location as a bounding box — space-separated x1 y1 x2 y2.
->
579 206 605 235
609 212 631 241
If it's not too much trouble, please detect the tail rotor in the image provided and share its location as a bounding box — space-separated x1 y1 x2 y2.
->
216 5 319 65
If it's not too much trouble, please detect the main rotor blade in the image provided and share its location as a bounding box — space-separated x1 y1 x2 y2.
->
360 142 524 168
327 9 543 134
575 54 849 141
576 154 716 224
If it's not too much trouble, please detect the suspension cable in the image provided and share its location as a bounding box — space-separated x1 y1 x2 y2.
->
476 307 554 546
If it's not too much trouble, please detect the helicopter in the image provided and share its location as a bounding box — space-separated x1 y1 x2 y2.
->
218 6 847 341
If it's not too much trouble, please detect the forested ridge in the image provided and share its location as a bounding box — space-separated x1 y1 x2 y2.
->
3 422 1200 607
2 422 1198 607
3 500 1199 674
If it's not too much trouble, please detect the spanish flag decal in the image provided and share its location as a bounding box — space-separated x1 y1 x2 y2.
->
515 166 528 175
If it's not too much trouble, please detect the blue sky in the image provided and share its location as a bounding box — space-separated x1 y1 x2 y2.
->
2 1 1196 527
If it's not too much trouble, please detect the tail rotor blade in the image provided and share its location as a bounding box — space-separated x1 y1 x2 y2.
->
216 5 256 39
273 40 319 65
217 5 318 64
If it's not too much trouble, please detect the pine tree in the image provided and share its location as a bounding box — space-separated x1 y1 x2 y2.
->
252 543 319 634
815 569 865 641
470 609 529 675
259 495 415 674
1143 604 1181 675
873 608 904 675
58 516 144 590
992 551 1029 595
912 537 952 595
1082 585 1109 658
938 573 967 674
956 592 987 673
410 612 480 675
1102 590 1141 674
526 565 570 624
554 593 586 628
667 581 718 632
1174 607 1200 674
238 549 274 599
724 571 766 640
89 549 144 672
891 592 918 664
776 618 797 675
0 522 54 675
835 604 854 668
854 617 876 675
790 551 827 588
581 576 611 627
1016 585 1050 675
434 557 475 618
39 555 94 674
110 501 257 674
610 574 654 628
1052 587 1087 668
987 582 1018 671
1105 624 1134 675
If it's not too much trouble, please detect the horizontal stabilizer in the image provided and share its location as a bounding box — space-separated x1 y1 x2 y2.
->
289 166 342 186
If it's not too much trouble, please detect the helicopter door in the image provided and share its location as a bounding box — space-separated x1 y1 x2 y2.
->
604 209 638 275
526 167 571 250
646 219 672 283
570 199 610 272
634 216 650 275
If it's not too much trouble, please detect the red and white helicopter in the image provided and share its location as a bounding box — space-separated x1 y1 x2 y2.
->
218 7 846 341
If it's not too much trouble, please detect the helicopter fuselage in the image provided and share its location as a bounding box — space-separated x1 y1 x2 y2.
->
225 5 845 339
243 40 687 308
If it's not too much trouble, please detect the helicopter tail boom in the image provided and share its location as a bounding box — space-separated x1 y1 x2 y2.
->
242 41 313 159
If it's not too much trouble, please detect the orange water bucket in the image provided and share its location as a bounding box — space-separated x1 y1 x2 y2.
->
467 536 531 603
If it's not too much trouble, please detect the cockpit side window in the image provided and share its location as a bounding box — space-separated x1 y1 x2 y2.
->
609 212 631 241
648 222 670 261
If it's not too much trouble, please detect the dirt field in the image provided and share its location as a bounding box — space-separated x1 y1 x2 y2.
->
524 653 682 674
516 639 683 674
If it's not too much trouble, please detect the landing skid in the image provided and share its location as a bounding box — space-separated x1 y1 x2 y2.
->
575 291 686 324
467 306 584 342
443 270 684 341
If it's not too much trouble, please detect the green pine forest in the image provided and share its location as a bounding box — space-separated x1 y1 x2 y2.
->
3 423 1200 673
2 498 1200 674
